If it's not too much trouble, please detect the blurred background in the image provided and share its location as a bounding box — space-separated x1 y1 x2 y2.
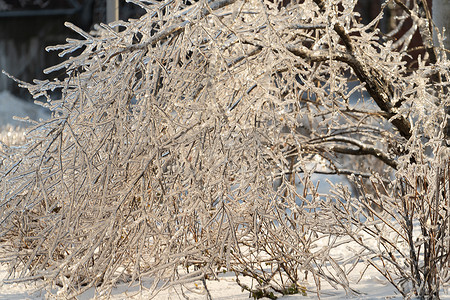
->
0 0 146 99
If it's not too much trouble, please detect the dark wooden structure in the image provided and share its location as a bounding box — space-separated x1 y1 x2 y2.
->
0 0 143 99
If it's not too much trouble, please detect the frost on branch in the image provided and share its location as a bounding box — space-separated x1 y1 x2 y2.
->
329 54 450 298
0 0 449 298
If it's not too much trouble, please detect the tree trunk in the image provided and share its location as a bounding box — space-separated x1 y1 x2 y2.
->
433 0 450 49
432 0 450 143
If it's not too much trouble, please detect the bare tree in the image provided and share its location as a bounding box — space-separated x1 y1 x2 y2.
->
0 0 448 298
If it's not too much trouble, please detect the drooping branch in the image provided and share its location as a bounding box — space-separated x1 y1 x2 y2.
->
331 145 398 169
306 0 412 140
316 136 398 169
286 42 412 140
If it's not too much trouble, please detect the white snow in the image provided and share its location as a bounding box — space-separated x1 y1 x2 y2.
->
0 258 404 300
0 241 439 300
0 91 50 129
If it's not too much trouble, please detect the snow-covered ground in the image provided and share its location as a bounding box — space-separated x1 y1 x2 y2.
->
0 253 404 300
0 241 423 300
0 91 50 129
1 91 450 299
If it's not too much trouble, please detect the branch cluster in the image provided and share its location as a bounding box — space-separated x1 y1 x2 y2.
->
0 0 448 298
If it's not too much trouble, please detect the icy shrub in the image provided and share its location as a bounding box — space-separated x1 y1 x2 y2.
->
0 0 448 298
330 144 450 298
330 57 450 298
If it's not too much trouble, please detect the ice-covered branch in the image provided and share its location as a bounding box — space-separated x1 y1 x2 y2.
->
309 0 413 140
0 0 448 298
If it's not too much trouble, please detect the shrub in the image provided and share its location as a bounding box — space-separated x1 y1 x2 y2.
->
0 0 448 298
